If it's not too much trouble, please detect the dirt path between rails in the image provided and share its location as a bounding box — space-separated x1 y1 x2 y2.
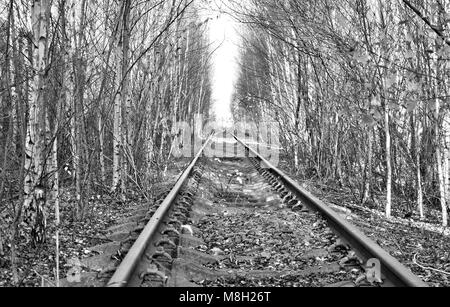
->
170 158 372 287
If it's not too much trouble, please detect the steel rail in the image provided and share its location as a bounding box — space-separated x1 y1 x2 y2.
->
232 134 428 287
107 134 214 287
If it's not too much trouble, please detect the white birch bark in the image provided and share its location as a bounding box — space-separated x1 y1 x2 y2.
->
23 0 50 245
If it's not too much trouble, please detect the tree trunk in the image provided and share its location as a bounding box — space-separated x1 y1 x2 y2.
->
98 114 106 184
413 111 424 220
362 128 373 204
113 0 131 194
431 5 448 227
70 0 87 220
23 0 50 247
120 0 131 198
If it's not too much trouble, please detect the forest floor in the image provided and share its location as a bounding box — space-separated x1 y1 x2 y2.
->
0 189 146 287
0 160 189 287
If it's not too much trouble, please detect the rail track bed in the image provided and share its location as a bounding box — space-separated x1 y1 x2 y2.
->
173 157 362 287
67 135 427 287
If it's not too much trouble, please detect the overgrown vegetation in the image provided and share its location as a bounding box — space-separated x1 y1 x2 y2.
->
232 0 450 225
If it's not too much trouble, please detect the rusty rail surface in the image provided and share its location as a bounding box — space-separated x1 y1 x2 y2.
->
107 134 214 287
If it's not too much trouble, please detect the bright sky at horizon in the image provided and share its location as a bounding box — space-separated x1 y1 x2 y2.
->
203 2 241 127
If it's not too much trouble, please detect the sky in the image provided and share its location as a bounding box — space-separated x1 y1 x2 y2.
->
202 2 241 127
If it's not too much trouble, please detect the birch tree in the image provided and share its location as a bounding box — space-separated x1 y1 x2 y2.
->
233 0 450 225
23 0 50 246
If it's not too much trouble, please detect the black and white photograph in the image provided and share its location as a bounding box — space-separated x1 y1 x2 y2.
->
0 0 449 293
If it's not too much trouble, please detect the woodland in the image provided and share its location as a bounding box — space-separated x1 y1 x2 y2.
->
0 0 450 286
233 0 450 226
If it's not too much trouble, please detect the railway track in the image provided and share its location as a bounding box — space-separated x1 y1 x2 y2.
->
100 132 427 287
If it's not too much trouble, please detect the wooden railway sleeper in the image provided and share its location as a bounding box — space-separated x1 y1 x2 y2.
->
183 187 197 195
171 218 187 226
176 205 191 214
151 248 173 266
133 224 145 233
172 211 188 220
173 209 189 218
176 198 192 206
154 194 168 203
190 177 201 184
173 208 189 216
181 190 195 198
269 179 278 185
155 238 177 250
280 190 289 198
180 193 196 202
167 219 182 229
162 227 180 237
276 186 286 193
140 262 169 287
192 170 202 177
271 183 282 189
174 205 190 215
193 168 203 175
178 202 192 211
177 199 192 207
285 198 298 207
169 213 185 222
146 207 158 218
282 193 295 203
140 270 168 287
292 202 305 211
